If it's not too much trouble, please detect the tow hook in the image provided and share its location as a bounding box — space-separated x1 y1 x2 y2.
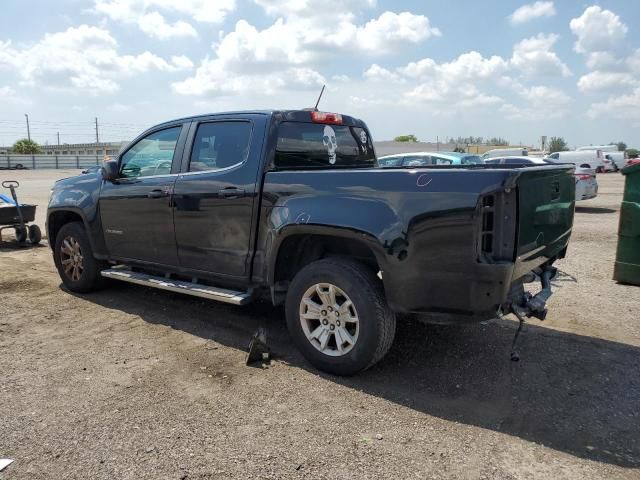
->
507 266 557 361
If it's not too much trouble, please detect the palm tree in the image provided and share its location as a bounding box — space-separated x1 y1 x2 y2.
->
11 138 42 154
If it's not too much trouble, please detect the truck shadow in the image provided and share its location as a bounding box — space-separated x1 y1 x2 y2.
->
71 282 640 469
575 206 617 214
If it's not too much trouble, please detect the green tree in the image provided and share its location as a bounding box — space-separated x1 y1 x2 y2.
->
394 134 418 142
627 148 639 159
615 141 627 152
549 137 568 153
12 138 42 154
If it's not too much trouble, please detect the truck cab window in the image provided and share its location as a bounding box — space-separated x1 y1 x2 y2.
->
119 126 182 178
189 122 252 172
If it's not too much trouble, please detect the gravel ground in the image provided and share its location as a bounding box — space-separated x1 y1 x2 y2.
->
0 170 639 479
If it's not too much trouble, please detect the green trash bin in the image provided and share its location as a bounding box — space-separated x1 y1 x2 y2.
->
614 162 640 285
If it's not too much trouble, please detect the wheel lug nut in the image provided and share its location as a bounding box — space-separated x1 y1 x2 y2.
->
330 325 335 331
322 319 328 325
321 310 327 316
336 320 341 326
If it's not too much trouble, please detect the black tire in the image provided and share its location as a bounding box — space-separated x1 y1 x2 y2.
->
15 226 27 243
285 258 396 376
53 222 107 293
28 224 41 244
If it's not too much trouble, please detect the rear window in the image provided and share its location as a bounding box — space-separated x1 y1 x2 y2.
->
275 122 376 169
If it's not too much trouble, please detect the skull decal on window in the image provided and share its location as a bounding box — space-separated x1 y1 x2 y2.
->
322 125 337 164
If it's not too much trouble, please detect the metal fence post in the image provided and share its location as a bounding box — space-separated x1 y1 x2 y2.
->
32 155 36 169
76 155 80 168
55 155 59 169
7 155 10 169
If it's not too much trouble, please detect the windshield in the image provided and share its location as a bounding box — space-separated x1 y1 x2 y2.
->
275 122 376 169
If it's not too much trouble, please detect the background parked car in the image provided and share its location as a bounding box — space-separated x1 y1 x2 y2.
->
378 151 482 167
574 167 598 201
483 156 547 166
481 148 528 160
482 156 597 202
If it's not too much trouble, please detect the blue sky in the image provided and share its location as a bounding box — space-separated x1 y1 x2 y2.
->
1 0 639 148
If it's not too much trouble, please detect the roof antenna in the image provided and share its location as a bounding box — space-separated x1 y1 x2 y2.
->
313 85 326 111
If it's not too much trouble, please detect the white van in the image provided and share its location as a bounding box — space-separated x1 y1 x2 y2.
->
577 145 618 153
545 150 605 172
482 148 528 160
577 145 623 170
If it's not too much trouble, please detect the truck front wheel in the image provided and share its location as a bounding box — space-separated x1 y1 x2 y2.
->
285 259 396 375
53 222 107 293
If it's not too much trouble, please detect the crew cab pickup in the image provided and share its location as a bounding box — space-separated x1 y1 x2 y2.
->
48 110 575 375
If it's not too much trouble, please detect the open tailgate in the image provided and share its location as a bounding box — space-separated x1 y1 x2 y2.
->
513 165 575 278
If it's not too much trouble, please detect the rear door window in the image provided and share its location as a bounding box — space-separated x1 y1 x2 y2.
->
189 121 252 172
275 122 375 169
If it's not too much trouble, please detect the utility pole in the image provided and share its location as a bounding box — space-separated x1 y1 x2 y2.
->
95 117 100 144
25 114 31 141
57 132 60 146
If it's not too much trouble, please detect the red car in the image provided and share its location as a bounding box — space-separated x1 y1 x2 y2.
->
625 158 640 167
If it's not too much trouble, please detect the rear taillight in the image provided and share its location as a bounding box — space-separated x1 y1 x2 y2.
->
575 174 591 180
310 111 343 125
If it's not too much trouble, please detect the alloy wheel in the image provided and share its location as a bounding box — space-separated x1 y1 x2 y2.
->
299 283 359 357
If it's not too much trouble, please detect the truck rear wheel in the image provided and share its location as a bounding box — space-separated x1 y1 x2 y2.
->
53 222 107 293
285 258 396 375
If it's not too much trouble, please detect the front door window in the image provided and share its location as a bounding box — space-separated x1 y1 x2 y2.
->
120 127 182 178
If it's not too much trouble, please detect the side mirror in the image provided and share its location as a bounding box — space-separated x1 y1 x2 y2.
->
102 160 119 181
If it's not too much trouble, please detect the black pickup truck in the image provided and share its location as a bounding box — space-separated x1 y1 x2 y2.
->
47 110 575 375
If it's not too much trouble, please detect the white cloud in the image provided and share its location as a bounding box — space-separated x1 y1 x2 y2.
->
173 61 325 96
585 51 622 70
0 85 16 97
331 74 350 82
391 52 508 109
93 0 236 38
138 12 197 39
356 11 440 53
569 6 627 54
0 25 192 94
175 7 439 97
363 64 403 82
588 88 640 120
399 51 508 80
500 85 570 120
628 49 640 73
509 1 556 25
171 55 194 70
577 71 638 93
510 33 571 77
254 0 375 18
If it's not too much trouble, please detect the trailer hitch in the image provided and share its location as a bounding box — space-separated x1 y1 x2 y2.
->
507 266 557 361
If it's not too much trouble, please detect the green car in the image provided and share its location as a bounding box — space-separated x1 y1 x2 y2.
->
378 151 483 167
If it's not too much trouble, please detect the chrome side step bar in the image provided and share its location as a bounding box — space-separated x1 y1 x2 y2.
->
100 268 253 305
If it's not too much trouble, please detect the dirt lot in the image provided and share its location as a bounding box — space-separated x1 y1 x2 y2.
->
1 170 639 479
